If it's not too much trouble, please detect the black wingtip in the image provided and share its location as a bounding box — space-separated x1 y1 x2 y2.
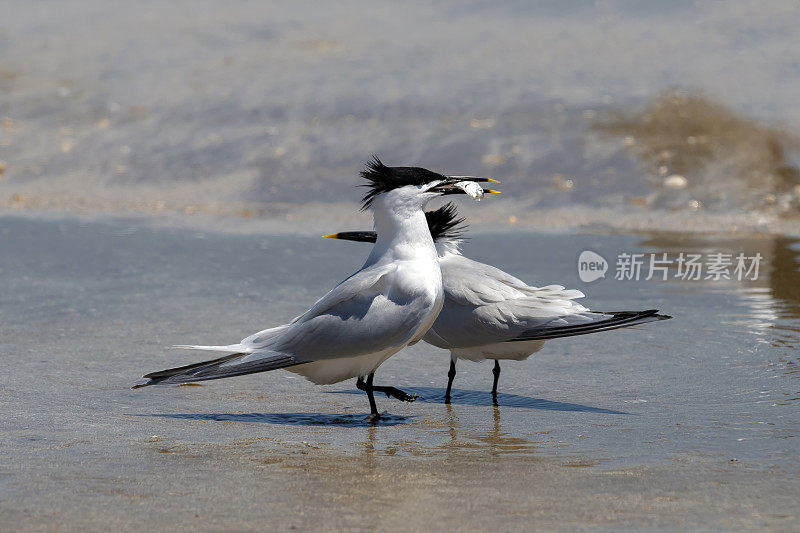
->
631 309 672 321
508 308 671 342
135 352 245 388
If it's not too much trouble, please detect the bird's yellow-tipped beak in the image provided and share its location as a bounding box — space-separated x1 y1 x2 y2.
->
447 176 500 184
323 231 378 243
485 189 501 194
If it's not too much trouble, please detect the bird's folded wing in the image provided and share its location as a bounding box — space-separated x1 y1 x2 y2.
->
233 261 425 363
430 292 600 347
170 263 403 368
177 267 394 352
477 297 599 327
441 256 584 307
290 262 397 324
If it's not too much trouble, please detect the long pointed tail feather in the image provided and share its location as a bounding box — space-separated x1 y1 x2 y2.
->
173 344 249 353
133 351 298 388
508 309 671 342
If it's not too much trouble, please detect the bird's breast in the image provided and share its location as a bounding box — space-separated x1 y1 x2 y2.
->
392 254 442 302
388 254 443 345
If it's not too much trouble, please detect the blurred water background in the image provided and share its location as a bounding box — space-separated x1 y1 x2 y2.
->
1 0 799 231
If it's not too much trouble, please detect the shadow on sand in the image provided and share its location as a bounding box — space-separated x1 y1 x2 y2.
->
329 387 630 414
140 412 408 427
134 389 628 428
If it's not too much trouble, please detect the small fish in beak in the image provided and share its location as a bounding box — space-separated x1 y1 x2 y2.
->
456 181 485 200
431 176 501 199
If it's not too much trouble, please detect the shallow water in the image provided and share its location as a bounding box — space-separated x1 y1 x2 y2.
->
2 215 799 528
2 216 798 458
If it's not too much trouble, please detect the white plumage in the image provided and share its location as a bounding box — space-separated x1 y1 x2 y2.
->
328 203 670 401
135 159 496 418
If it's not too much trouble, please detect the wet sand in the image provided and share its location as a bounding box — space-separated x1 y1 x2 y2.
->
6 445 797 531
2 215 798 530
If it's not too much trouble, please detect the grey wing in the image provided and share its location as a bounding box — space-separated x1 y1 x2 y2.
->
233 262 432 365
138 262 423 386
440 255 585 306
182 263 399 352
427 256 603 348
291 262 396 324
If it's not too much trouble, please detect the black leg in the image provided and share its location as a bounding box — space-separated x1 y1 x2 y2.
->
371 384 418 402
356 373 380 420
445 359 456 404
491 360 501 404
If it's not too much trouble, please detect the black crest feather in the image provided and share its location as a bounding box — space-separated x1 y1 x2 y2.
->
359 156 446 210
425 202 467 242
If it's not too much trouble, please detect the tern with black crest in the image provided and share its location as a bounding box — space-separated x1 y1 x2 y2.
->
134 158 498 419
326 203 670 403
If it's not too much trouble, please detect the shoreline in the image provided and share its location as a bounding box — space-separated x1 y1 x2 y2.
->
2 200 799 239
